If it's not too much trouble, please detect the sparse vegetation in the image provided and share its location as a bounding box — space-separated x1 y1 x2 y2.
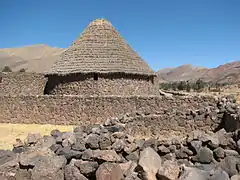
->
159 79 228 92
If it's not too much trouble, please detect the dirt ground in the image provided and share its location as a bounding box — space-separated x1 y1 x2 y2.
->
0 123 73 150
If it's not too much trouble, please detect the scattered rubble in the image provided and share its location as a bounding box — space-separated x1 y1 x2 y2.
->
0 97 240 179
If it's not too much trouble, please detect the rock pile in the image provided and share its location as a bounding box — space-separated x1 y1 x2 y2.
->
1 114 240 180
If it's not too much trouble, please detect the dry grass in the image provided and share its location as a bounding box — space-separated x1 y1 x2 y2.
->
0 123 74 150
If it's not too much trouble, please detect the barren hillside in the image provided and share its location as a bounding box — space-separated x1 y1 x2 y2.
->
0 44 64 73
1 45 240 85
158 61 240 84
158 64 207 82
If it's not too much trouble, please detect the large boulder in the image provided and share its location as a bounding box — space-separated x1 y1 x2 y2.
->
72 137 86 151
61 132 76 147
96 162 124 180
216 129 235 149
178 165 210 180
99 133 112 150
220 156 240 177
179 165 230 180
209 167 230 180
50 129 62 138
25 133 42 145
157 160 180 180
157 145 170 155
81 149 94 161
86 134 100 149
93 150 122 162
175 149 188 159
213 147 225 160
193 147 213 164
188 131 219 148
112 139 126 152
231 175 240 180
137 147 162 180
0 150 17 165
74 160 98 177
56 147 82 160
31 155 67 180
35 135 56 149
124 143 138 154
19 149 52 167
119 161 137 177
190 140 202 154
0 150 19 179
125 150 139 162
50 144 62 153
64 164 88 180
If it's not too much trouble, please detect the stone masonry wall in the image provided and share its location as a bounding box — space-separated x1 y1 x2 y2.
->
0 72 46 96
45 73 157 96
0 95 222 135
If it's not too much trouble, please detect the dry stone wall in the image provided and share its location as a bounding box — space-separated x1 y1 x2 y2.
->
0 95 224 135
46 73 157 96
0 72 46 96
0 72 157 96
2 109 240 179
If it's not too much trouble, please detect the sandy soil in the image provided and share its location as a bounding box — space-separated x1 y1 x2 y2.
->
0 123 73 150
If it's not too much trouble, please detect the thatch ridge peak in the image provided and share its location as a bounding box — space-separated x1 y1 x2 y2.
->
47 18 155 76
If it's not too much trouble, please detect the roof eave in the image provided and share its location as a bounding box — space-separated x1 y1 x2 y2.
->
45 71 156 77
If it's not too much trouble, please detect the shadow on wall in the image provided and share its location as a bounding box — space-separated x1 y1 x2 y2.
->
44 73 92 94
44 73 154 95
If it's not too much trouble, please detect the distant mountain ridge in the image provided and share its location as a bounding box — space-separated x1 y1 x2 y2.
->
0 44 64 73
0 44 239 84
157 61 240 84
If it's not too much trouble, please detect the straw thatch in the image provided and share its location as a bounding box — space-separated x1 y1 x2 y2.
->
47 18 155 76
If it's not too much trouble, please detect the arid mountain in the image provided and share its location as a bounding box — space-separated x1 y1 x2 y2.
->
0 44 64 73
158 61 240 84
158 64 207 82
1 45 239 84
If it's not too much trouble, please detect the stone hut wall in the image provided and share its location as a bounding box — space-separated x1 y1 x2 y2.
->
0 95 222 135
45 73 157 96
0 72 46 96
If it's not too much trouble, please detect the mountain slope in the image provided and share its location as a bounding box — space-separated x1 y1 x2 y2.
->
157 61 240 84
1 44 240 85
0 44 64 73
158 64 207 82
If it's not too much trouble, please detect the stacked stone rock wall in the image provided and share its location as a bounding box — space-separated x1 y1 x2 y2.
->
0 95 229 136
2 116 240 179
0 72 46 96
45 73 157 96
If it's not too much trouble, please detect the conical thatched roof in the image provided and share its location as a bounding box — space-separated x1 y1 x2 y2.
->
47 19 155 76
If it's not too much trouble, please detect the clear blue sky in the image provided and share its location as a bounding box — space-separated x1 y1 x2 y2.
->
0 0 239 70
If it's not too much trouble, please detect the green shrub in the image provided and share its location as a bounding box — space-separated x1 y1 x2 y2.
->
159 79 227 92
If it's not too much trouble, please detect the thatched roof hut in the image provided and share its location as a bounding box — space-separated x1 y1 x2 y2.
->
45 18 157 96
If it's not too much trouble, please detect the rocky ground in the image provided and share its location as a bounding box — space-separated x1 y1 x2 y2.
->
1 97 240 180
0 118 240 179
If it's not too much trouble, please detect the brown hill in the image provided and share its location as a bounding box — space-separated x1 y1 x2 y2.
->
158 64 207 82
1 44 239 85
0 44 64 73
157 61 240 84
